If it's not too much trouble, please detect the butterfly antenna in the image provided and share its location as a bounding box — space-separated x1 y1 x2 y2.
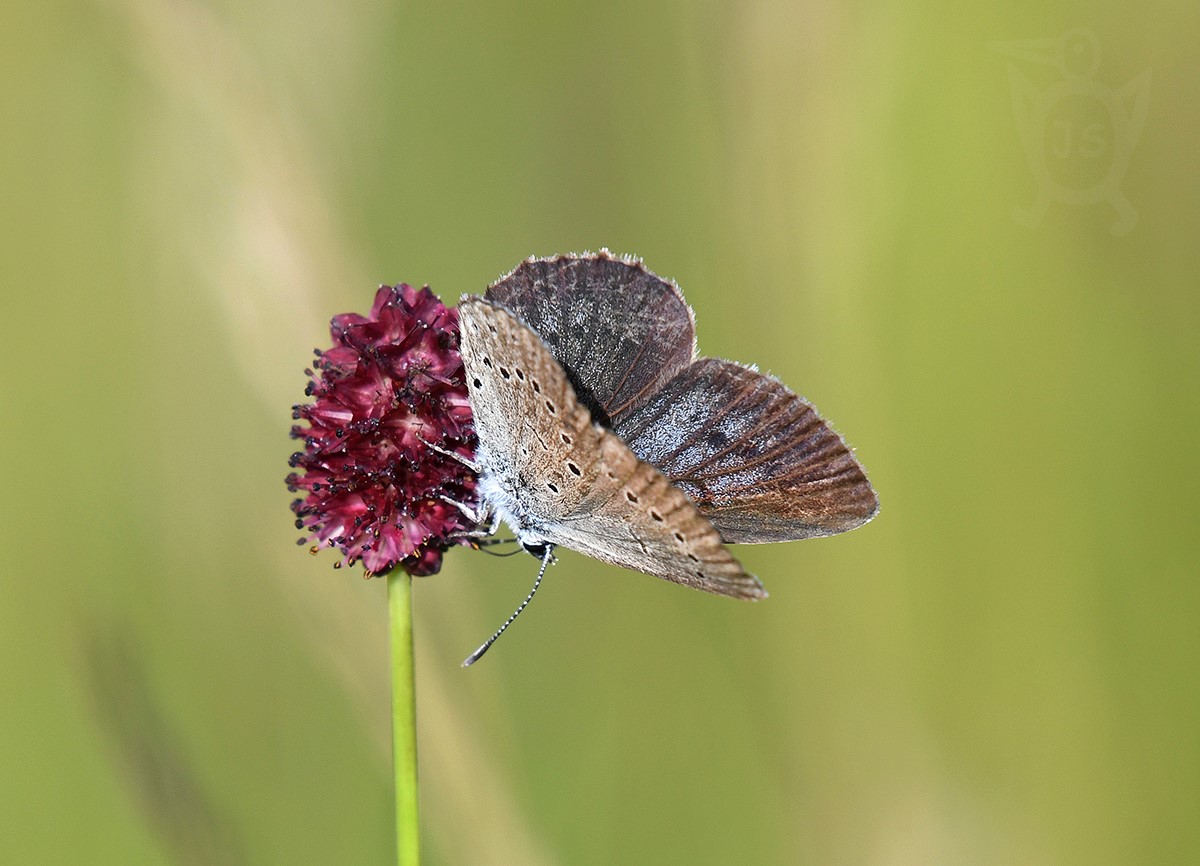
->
462 544 554 667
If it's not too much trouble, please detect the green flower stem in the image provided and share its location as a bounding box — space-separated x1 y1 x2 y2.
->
388 571 421 866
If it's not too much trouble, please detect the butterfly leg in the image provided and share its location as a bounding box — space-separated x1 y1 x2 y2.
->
437 493 496 530
418 435 480 472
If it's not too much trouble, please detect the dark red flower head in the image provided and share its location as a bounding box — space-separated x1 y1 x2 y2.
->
287 284 479 576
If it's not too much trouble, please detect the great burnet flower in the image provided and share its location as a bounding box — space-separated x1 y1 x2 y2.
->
287 284 479 576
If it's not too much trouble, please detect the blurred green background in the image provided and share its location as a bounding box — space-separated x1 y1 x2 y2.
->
3 1 1197 864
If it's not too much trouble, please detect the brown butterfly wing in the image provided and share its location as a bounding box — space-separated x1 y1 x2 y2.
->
459 295 597 522
484 252 696 427
458 297 764 600
550 431 766 599
616 358 879 543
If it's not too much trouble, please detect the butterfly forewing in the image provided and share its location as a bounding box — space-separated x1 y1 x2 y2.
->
485 252 696 427
616 358 879 543
458 297 765 600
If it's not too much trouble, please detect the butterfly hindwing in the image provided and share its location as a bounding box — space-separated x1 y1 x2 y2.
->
616 358 879 543
551 430 766 599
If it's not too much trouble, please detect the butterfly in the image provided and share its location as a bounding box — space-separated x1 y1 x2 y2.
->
453 251 877 663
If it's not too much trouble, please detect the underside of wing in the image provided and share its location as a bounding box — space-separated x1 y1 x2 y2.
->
553 429 767 599
616 358 879 543
458 296 599 520
458 296 764 600
485 251 696 427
